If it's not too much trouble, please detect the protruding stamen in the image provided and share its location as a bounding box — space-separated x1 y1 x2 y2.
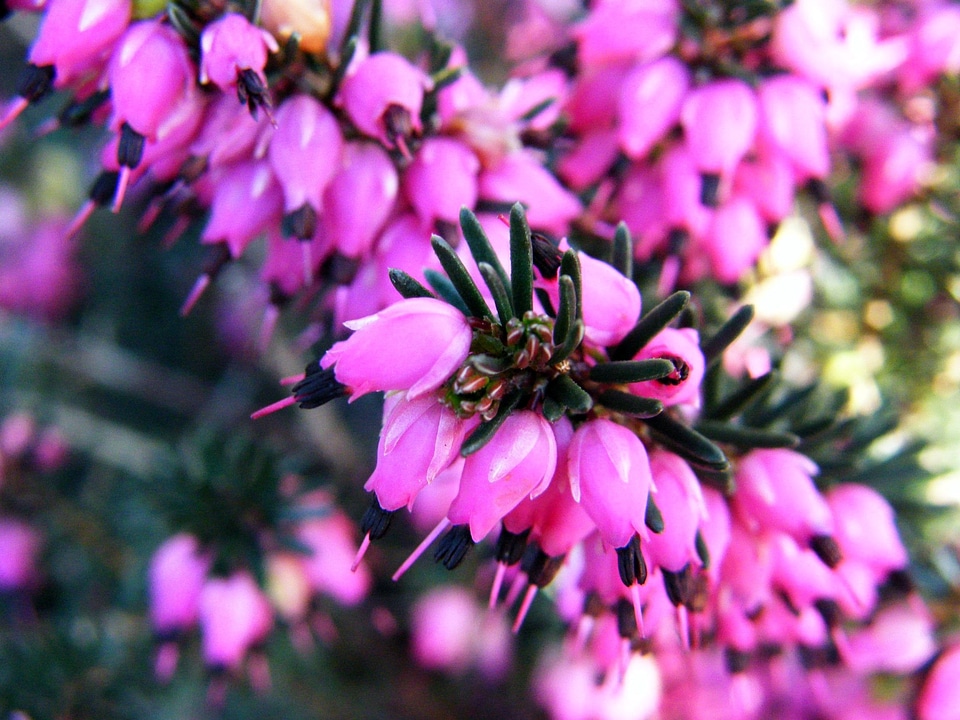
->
64 201 96 242
504 572 527 607
111 166 132 213
700 172 721 207
0 97 30 131
571 614 595 655
511 585 538 634
489 562 507 609
434 524 475 570
818 203 845 244
351 533 371 573
677 604 690 651
259 304 281 352
180 273 211 316
280 372 306 386
629 583 646 638
393 518 450 581
154 642 179 683
250 395 296 420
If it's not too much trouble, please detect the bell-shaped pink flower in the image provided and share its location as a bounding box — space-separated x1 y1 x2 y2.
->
756 75 829 181
201 160 284 258
190 94 268 171
109 20 195 140
28 0 131 86
616 162 669 260
199 12 278 93
826 483 908 577
0 517 41 591
644 451 705 573
659 144 711 236
267 95 344 214
698 486 731 581
573 0 678 67
697 194 767 284
732 151 796 224
447 410 557 542
681 79 757 177
845 602 936 675
478 151 582 236
629 327 705 408
322 141 399 258
901 4 960 92
295 500 372 606
198 571 273 670
557 127 620 191
768 531 838 609
148 533 211 636
567 418 652 549
618 56 689 160
718 521 773 613
339 51 431 153
918 642 960 720
404 137 480 225
734 449 833 543
365 393 468 511
859 127 933 214
321 297 473 400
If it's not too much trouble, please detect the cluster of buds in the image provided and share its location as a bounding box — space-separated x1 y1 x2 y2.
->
254 205 926 717
147 455 370 698
505 0 955 287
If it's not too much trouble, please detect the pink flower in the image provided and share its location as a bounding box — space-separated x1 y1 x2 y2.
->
826 483 908 577
845 603 936 675
321 297 473 400
267 95 344 216
199 13 278 94
756 75 829 181
644 451 704 573
339 51 431 153
109 20 195 140
733 449 833 544
201 160 284 258
567 418 652 549
198 571 273 670
321 141 399 258
697 194 767 284
404 137 480 225
573 0 678 67
28 0 131 86
295 504 372 606
447 410 557 542
364 394 468 511
618 56 689 160
629 327 704 408
681 79 757 179
148 533 211 636
918 643 960 720
0 517 41 591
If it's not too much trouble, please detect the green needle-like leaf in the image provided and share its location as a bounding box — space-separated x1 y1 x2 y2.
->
609 291 690 361
389 268 435 299
595 390 663 418
702 305 755 364
509 203 534 317
424 269 469 315
552 276 576 347
460 206 510 289
704 372 776 421
431 235 494 320
460 391 524 456
695 421 800 449
644 413 729 471
550 318 585 364
589 359 675 384
559 251 582 320
546 375 593 414
612 222 633 278
542 396 565 422
478 262 515 323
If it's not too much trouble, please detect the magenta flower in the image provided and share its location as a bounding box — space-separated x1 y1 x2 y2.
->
294 501 372 606
618 56 690 160
364 394 468 512
644 451 704 573
321 141 399 258
339 51 431 155
573 0 678 67
199 12 278 115
680 78 757 198
404 137 480 225
201 160 284 258
321 297 473 400
198 571 273 671
148 533 211 637
567 418 651 550
267 94 344 239
447 410 557 542
629 327 704 408
756 75 829 181
826 483 908 578
0 517 41 591
733 449 833 545
918 643 960 720
697 194 767 284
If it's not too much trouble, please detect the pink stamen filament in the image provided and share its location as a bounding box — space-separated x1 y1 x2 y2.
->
111 166 132 213
351 532 372 572
250 395 296 420
179 274 211 317
512 585 538 634
392 518 450 581
489 562 508 609
629 582 646 638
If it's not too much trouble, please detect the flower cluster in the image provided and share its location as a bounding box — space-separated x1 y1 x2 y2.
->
256 205 929 717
